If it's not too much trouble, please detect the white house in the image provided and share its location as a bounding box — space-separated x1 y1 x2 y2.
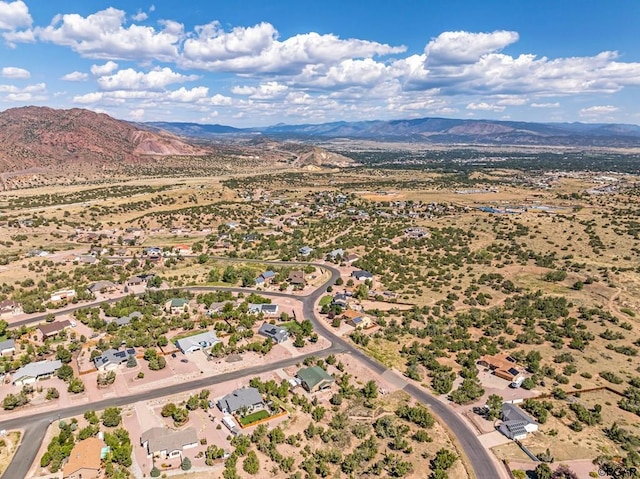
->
175 330 219 354
498 403 539 440
50 289 76 302
12 360 62 385
0 339 16 356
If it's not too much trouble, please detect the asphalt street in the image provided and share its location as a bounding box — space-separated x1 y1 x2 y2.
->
2 259 501 479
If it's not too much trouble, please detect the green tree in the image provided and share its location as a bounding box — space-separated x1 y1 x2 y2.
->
486 394 503 420
535 463 553 479
312 406 326 422
84 410 99 424
56 364 74 382
243 450 259 475
181 457 192 471
161 403 177 417
46 388 59 400
55 346 72 363
222 266 237 283
102 407 122 427
186 395 199 411
362 380 379 400
67 377 85 394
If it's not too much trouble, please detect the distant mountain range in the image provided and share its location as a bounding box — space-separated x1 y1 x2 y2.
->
1 106 639 181
148 117 640 147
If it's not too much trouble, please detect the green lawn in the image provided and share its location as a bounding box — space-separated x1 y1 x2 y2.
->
238 410 270 426
319 295 333 307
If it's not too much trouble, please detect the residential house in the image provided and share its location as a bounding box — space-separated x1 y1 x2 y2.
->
173 244 192 256
287 271 305 286
13 359 62 385
110 311 142 327
140 427 198 459
0 300 23 319
297 366 335 393
331 293 348 309
26 249 49 257
478 354 522 382
255 271 276 286
50 289 76 302
165 298 189 314
207 302 237 315
248 303 279 316
327 249 344 260
351 270 373 281
217 387 264 415
93 348 136 371
143 247 162 256
63 437 104 479
37 320 72 341
258 323 289 343
298 246 314 257
344 254 359 264
499 403 539 440
125 276 144 287
0 339 16 356
87 280 117 294
175 330 219 354
76 255 98 265
404 227 430 239
345 312 373 328
225 221 240 229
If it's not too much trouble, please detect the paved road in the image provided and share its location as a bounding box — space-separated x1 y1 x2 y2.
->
2 259 500 479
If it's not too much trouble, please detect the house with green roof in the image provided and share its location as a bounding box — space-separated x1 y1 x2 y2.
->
165 298 189 314
297 366 334 393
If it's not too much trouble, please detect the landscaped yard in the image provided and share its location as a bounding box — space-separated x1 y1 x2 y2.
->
238 410 270 426
319 295 333 307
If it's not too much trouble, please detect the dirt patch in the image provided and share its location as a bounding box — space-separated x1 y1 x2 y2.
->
0 431 21 476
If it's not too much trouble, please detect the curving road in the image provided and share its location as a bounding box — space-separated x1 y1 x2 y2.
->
2 260 500 479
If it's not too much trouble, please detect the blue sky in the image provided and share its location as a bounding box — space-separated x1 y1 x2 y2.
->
1 0 639 126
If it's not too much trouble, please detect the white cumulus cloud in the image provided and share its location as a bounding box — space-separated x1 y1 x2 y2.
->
426 30 519 66
579 105 619 117
232 81 288 99
466 101 505 112
61 71 88 81
1 66 29 78
131 10 148 22
91 61 118 76
531 102 559 108
0 0 32 31
33 7 183 61
97 67 199 91
181 21 405 74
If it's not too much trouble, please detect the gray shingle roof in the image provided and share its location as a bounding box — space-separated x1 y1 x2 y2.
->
258 322 289 343
502 403 536 425
217 387 263 413
140 427 198 454
0 339 15 351
13 359 62 382
94 348 136 368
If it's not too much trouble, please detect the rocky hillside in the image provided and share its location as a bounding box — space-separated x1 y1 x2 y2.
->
0 107 208 173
